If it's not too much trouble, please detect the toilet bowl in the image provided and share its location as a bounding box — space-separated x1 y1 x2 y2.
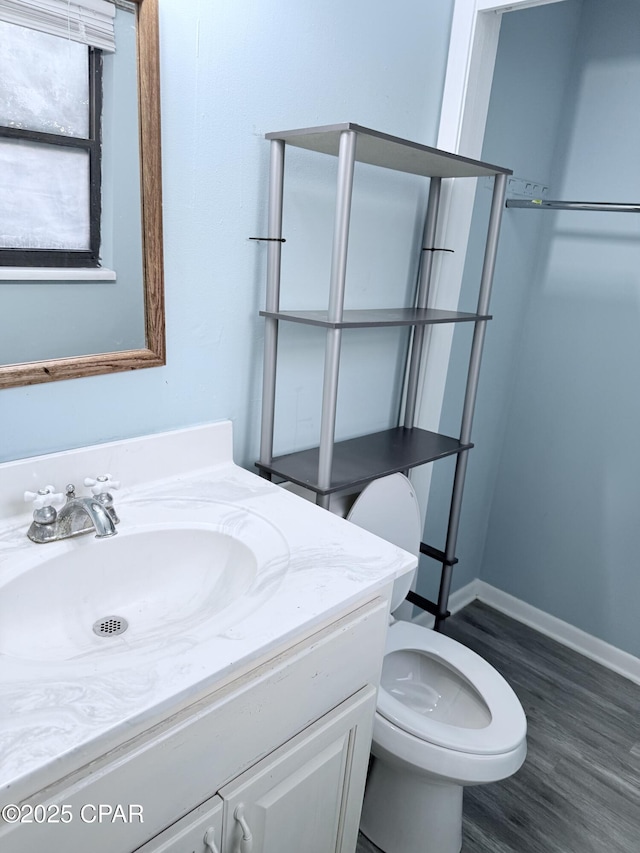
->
346 474 527 853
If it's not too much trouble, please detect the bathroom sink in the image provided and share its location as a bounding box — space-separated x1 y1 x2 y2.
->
0 523 270 662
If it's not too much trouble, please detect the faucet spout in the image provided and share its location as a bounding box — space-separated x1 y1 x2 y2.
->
57 497 118 539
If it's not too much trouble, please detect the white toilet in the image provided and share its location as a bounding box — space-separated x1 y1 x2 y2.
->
347 474 527 853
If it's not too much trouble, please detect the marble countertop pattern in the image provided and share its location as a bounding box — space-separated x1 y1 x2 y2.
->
0 422 416 806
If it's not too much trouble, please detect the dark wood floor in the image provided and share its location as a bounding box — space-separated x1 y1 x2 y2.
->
357 601 640 853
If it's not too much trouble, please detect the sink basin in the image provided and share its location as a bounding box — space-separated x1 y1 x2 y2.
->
0 521 279 662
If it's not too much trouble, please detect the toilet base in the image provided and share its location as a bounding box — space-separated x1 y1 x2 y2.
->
360 757 463 853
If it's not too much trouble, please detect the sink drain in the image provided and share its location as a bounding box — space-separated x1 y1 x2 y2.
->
93 615 129 637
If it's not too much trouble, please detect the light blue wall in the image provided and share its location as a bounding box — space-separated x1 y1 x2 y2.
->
418 0 584 602
0 0 454 465
481 0 640 656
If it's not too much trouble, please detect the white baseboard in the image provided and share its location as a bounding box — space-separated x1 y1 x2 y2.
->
411 579 640 686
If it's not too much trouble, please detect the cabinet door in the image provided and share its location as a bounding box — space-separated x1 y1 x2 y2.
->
219 686 376 853
133 796 223 853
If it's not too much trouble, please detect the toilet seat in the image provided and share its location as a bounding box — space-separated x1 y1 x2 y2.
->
346 474 526 760
378 620 526 756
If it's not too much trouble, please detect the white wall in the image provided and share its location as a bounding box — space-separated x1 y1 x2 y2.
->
0 0 454 467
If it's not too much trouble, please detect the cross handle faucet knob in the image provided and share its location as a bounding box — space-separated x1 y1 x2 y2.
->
84 474 121 496
24 485 64 510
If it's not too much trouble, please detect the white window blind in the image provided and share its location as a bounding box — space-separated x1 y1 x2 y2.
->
0 0 116 52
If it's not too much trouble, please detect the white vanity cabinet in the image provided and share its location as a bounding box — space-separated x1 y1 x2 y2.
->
1 596 388 853
138 687 375 853
217 687 375 853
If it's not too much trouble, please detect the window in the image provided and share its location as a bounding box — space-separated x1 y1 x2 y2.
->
0 1 116 268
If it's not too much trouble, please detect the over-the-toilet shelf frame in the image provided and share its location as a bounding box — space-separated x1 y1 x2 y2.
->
256 123 511 630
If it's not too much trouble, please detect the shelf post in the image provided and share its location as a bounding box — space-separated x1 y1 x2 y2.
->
316 129 357 507
404 176 442 429
461 171 507 442
435 171 507 629
259 139 286 474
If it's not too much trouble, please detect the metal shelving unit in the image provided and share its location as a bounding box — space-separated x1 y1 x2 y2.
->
256 123 511 629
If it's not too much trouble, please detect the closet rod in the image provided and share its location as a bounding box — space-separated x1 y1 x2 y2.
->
506 199 640 213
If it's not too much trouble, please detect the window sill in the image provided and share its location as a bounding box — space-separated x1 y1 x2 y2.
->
0 267 116 282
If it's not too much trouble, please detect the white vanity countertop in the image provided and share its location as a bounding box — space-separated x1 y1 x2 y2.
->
0 421 416 806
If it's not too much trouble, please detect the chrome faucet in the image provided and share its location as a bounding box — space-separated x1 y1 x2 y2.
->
56 488 118 539
24 476 120 544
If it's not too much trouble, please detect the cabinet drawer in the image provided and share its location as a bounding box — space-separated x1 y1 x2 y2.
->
1 596 388 853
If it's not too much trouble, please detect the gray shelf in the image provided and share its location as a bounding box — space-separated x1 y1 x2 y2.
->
256 427 472 496
265 123 512 180
259 307 491 329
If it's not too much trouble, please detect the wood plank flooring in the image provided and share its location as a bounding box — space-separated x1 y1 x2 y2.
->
356 601 640 853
